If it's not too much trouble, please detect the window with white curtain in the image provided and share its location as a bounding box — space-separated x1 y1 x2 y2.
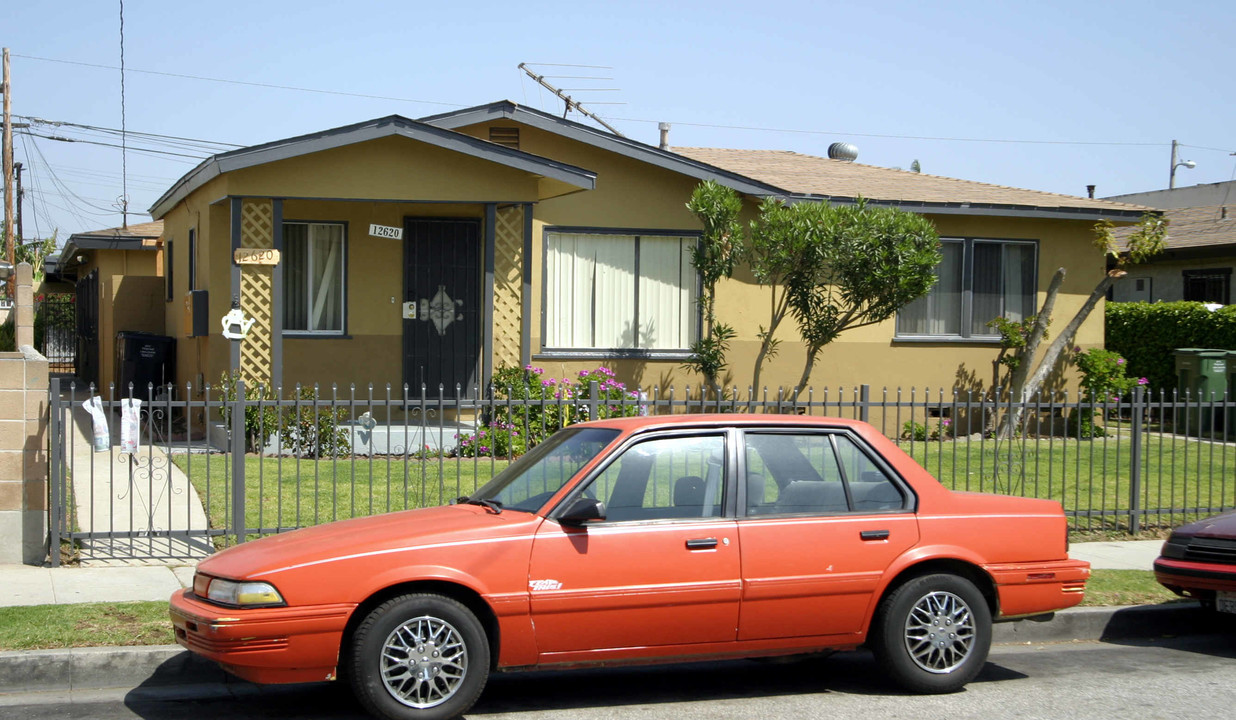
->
544 230 697 351
896 238 1036 339
283 222 345 334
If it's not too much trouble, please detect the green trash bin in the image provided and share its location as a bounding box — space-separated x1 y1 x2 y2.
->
1174 348 1232 433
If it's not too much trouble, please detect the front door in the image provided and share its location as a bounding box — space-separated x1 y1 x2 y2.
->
75 270 99 388
403 218 482 395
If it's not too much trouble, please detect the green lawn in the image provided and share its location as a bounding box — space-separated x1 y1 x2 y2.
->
173 454 510 545
898 432 1235 532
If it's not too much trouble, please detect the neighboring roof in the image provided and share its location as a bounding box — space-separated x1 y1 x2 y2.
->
674 148 1151 221
1113 205 1236 252
419 101 787 197
65 220 163 250
1105 181 1236 210
148 115 598 219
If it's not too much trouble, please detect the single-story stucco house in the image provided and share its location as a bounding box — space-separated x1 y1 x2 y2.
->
143 100 1149 400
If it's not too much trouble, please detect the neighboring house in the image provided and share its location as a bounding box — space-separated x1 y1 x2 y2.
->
53 221 166 390
146 100 1147 398
1105 182 1236 305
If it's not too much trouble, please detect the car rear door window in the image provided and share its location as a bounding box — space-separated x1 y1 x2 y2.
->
743 432 904 515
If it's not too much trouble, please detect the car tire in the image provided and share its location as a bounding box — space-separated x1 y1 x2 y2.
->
871 573 991 694
348 593 490 720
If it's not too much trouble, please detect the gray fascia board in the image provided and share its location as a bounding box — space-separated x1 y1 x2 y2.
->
782 194 1147 222
63 237 154 251
422 103 786 198
150 116 596 219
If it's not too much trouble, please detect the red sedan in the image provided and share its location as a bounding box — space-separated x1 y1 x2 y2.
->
1155 509 1236 613
170 415 1089 720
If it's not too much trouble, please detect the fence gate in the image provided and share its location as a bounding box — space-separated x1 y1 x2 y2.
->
36 293 76 374
48 379 220 565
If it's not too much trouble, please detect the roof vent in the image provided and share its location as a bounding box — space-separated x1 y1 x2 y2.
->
828 142 858 162
489 127 520 150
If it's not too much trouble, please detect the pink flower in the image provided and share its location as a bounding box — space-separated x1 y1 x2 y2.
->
1138 377 1149 385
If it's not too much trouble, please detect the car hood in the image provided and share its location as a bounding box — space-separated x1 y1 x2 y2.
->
1170 508 1236 539
196 504 541 580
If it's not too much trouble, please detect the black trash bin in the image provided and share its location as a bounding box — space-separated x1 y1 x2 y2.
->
114 331 176 398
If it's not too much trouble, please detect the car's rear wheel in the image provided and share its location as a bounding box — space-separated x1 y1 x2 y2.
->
349 593 490 720
871 573 991 694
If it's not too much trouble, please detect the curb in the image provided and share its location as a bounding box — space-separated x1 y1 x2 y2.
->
0 603 1223 697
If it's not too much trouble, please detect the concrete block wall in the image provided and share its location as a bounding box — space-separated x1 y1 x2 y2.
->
0 264 49 565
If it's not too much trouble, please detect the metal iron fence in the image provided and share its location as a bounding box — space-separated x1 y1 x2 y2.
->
35 293 76 374
48 377 1236 564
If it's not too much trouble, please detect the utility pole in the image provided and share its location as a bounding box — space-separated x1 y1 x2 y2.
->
3 47 14 277
1169 139 1195 189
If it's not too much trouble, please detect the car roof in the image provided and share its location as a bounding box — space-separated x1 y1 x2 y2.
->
581 414 868 432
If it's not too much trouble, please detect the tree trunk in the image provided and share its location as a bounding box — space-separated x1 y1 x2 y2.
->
997 269 1118 437
789 346 820 404
751 290 788 396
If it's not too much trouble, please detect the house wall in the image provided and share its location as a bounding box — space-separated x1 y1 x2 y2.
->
159 123 1114 401
1111 256 1235 303
76 249 164 396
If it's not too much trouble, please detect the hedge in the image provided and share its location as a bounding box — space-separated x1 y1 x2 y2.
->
1105 302 1236 392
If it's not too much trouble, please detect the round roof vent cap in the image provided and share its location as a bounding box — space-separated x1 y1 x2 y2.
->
828 142 858 162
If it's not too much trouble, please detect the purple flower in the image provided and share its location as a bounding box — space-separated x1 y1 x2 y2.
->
1116 358 1125 365
1138 377 1149 385
943 419 951 426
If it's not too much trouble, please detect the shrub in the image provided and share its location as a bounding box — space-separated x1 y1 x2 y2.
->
1074 348 1139 400
1106 302 1236 392
218 373 350 457
458 365 641 458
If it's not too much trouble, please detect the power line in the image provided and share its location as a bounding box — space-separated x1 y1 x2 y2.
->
14 52 468 108
18 131 207 160
18 116 241 150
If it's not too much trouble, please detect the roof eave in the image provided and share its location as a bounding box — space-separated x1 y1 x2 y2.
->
783 194 1149 221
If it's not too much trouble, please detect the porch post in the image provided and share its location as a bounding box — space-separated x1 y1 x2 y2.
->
271 199 283 389
521 202 533 367
229 198 242 377
483 203 496 393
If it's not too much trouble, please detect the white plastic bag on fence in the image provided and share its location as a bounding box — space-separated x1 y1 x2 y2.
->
120 398 142 454
82 396 110 452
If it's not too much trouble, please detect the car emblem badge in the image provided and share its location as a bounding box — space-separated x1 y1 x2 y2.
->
529 579 563 591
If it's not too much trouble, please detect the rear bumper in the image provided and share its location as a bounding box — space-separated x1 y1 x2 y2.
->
1154 557 1236 595
168 589 354 684
987 559 1091 619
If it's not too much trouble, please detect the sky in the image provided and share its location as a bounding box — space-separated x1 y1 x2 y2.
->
5 0 1236 243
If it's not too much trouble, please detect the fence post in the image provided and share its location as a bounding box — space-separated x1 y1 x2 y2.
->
588 381 600 421
859 385 870 424
1128 387 1144 534
231 380 247 545
49 378 62 568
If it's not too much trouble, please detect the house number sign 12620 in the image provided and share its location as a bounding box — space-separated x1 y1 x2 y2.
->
369 224 404 240
234 248 281 265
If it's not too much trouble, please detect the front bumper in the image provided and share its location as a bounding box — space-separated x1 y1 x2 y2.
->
169 589 355 684
1154 557 1236 595
987 559 1091 619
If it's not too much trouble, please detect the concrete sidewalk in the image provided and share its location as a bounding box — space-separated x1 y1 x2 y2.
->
0 539 1165 609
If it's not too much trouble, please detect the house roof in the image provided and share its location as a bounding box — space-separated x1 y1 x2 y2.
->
65 220 163 249
673 147 1151 221
148 115 598 219
1113 205 1236 252
419 101 787 197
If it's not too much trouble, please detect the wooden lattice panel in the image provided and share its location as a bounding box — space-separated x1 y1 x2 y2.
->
493 206 524 369
239 199 275 389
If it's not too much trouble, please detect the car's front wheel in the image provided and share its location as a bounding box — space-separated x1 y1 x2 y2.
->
871 573 991 694
349 593 490 720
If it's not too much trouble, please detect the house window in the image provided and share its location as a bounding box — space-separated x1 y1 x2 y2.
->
544 230 697 351
1182 269 1231 305
283 222 346 334
165 240 174 302
187 228 197 290
896 238 1036 339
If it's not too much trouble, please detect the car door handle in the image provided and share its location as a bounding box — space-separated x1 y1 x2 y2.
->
860 530 890 541
686 537 718 550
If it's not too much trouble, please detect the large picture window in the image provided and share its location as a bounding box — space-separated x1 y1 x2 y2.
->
283 222 345 334
544 230 697 351
897 238 1036 339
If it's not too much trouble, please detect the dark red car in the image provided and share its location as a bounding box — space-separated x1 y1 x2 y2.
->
1154 509 1236 613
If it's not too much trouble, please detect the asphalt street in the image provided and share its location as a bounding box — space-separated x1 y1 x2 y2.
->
2 635 1233 720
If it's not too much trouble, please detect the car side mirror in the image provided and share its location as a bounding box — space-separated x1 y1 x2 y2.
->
558 497 606 526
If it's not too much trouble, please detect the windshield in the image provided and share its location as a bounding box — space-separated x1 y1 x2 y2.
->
469 427 620 513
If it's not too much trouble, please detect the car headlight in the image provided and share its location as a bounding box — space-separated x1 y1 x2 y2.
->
195 574 285 607
1160 534 1189 560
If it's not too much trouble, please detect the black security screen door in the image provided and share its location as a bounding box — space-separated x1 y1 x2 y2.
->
403 218 482 396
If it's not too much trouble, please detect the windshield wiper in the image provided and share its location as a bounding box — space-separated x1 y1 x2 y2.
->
456 496 503 514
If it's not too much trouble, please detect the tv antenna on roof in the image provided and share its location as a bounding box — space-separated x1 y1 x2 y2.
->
518 63 624 137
